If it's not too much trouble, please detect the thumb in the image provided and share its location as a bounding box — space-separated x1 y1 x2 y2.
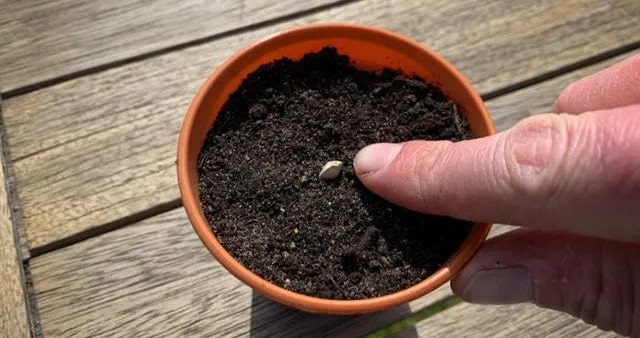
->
354 104 640 242
450 229 640 337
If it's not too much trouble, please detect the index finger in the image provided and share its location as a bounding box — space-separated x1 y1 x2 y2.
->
354 105 640 243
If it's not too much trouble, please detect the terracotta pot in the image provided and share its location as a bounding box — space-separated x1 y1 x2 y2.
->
177 23 495 314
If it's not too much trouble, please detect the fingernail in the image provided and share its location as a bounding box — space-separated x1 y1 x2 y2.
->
354 143 402 175
462 267 535 304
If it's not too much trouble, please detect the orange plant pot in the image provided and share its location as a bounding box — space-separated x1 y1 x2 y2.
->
177 23 495 314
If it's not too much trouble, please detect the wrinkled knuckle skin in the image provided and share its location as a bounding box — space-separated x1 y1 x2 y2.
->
501 115 570 201
554 82 576 113
589 245 639 337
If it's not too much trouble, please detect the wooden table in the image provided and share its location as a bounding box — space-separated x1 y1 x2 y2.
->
1 1 637 337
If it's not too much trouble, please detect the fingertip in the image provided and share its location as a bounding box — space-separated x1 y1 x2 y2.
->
353 140 455 215
553 81 576 114
554 53 640 114
356 137 513 219
353 143 402 176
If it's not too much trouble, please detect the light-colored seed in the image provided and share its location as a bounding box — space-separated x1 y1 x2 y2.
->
318 160 344 180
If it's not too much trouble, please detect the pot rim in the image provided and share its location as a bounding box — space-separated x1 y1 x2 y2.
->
177 23 494 314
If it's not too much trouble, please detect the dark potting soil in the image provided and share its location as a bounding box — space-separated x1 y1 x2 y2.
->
198 47 474 300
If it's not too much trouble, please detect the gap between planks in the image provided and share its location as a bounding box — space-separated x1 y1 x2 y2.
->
0 0 358 99
28 198 181 258
481 40 640 101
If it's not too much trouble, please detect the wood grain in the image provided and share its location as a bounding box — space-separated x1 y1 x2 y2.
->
413 302 618 337
0 111 30 337
487 50 640 133
0 0 339 94
30 209 510 337
4 0 640 249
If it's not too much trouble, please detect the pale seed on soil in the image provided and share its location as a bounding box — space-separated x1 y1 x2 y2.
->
318 160 343 180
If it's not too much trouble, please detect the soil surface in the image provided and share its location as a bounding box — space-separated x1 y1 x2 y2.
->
198 47 474 300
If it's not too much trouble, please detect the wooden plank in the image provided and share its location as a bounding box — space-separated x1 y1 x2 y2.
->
0 107 30 337
4 0 640 249
30 208 508 337
0 110 30 261
413 302 618 337
488 50 640 133
0 0 339 94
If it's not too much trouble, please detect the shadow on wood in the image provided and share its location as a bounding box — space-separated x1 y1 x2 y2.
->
249 290 418 337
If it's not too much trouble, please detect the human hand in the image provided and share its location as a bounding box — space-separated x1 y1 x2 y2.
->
354 54 640 337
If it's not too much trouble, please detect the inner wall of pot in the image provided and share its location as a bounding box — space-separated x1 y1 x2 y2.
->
189 33 491 196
